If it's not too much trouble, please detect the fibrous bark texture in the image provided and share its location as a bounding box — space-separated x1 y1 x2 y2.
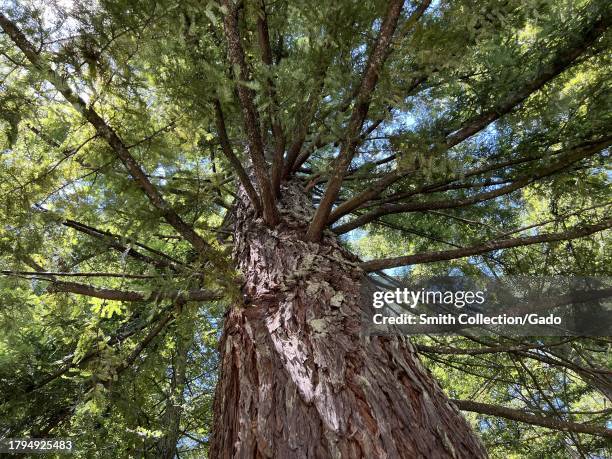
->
210 182 487 458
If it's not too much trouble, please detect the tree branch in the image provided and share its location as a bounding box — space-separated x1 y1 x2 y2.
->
114 304 177 374
335 138 610 234
305 0 411 241
60 216 184 271
446 12 610 148
283 55 331 177
360 218 611 271
19 260 219 303
45 279 220 303
329 144 544 224
18 303 177 396
256 0 285 196
221 0 278 225
213 99 262 214
2 270 157 279
416 341 571 356
332 150 544 221
451 399 612 438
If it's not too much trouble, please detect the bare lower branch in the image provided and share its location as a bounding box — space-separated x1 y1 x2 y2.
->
360 218 611 271
2 270 156 279
416 341 570 356
451 399 612 438
45 279 220 303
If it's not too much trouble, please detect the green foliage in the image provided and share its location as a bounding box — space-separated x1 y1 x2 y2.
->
0 0 609 456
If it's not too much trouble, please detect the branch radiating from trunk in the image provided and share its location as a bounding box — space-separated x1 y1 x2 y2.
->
329 141 547 223
221 0 278 226
283 54 331 178
452 399 612 438
44 279 220 303
2 270 157 279
305 0 411 241
256 0 285 196
34 305 178 437
445 12 610 147
213 99 262 214
361 218 611 271
415 340 573 356
115 305 178 375
17 256 220 302
60 217 183 271
17 304 177 397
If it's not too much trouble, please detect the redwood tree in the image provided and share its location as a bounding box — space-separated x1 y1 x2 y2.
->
0 0 610 457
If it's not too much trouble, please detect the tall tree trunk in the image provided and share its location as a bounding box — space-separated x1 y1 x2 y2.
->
210 182 487 458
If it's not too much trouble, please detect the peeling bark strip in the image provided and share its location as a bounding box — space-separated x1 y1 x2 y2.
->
210 182 487 458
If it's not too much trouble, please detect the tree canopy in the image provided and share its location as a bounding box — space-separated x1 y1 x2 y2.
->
0 0 610 457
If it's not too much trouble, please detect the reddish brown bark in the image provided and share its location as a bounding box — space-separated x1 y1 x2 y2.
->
210 183 487 458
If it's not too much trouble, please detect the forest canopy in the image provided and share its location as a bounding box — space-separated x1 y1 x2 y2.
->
0 0 610 457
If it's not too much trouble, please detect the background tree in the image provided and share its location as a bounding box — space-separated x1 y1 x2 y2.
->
0 0 610 457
